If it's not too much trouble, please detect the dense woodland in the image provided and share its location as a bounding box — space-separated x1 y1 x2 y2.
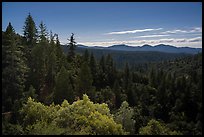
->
2 13 202 135
73 46 192 70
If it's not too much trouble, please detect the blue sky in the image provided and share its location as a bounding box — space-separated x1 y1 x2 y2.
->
2 2 202 48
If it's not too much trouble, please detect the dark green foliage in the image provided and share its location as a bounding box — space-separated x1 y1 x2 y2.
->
54 66 74 104
98 86 116 109
105 54 116 87
98 55 107 88
2 23 28 112
89 52 99 88
113 79 122 108
139 119 181 135
83 49 90 63
30 40 50 97
55 34 64 72
2 121 24 135
72 46 192 70
77 62 93 98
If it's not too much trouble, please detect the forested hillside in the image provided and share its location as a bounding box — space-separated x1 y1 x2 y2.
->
63 45 192 70
2 13 202 135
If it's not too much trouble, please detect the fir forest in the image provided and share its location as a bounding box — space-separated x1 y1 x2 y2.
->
2 3 202 135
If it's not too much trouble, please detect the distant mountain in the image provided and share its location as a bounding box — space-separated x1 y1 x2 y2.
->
77 44 89 48
108 44 201 54
74 44 202 54
107 44 134 51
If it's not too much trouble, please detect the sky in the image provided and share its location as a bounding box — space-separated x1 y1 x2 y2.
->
2 2 202 48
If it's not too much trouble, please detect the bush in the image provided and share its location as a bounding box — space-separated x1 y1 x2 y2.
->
19 94 126 135
139 119 182 135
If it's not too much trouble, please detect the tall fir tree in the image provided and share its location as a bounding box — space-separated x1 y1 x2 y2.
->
30 21 49 100
38 21 48 42
98 55 107 88
55 34 64 72
124 62 130 90
89 52 99 88
105 54 115 87
77 62 93 98
2 22 28 112
23 13 38 48
23 13 38 91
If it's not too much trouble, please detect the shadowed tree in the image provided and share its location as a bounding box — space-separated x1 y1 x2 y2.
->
2 22 28 112
67 33 77 61
54 66 74 104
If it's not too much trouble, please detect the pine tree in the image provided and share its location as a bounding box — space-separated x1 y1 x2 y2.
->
29 21 49 98
22 13 38 91
77 62 93 98
113 79 122 108
98 55 107 88
46 51 57 92
2 22 28 112
23 13 38 48
55 34 64 72
105 54 115 87
99 55 106 72
67 33 77 61
124 62 130 90
89 53 99 88
38 21 48 42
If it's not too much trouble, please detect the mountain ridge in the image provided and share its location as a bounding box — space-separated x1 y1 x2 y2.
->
75 44 201 54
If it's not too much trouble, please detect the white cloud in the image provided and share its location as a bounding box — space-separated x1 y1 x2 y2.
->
135 34 169 38
161 27 202 34
189 27 202 33
161 30 187 34
188 37 202 42
106 28 163 35
79 37 202 48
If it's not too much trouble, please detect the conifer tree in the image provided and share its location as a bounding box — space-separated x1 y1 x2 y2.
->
89 53 99 88
77 62 93 98
100 55 106 72
98 55 107 88
67 33 77 61
2 22 28 112
23 13 38 48
113 79 122 108
38 21 48 42
124 62 130 90
29 21 50 99
22 13 38 91
55 34 64 72
83 49 90 63
105 54 115 86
